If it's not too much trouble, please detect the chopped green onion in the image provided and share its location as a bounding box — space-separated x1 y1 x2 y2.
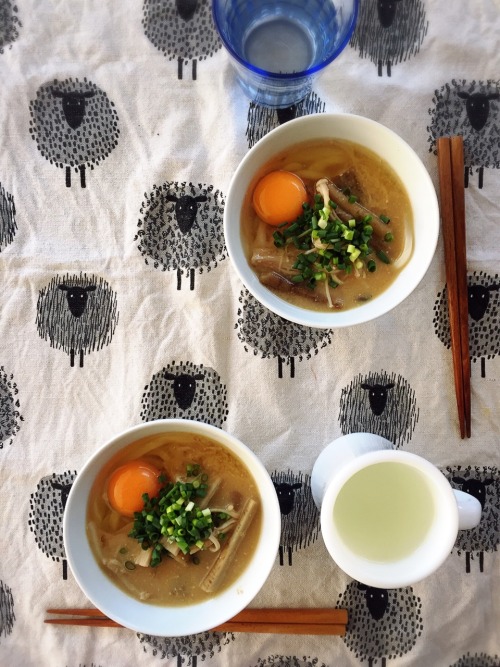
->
273 231 285 248
264 184 394 295
376 250 391 264
128 465 218 566
186 463 201 477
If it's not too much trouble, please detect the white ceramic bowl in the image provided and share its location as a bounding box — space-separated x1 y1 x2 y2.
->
64 420 281 636
224 113 439 328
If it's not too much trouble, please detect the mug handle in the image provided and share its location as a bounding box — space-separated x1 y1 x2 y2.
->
453 489 482 530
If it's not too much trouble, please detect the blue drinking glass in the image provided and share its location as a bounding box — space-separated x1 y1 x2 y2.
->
212 0 358 108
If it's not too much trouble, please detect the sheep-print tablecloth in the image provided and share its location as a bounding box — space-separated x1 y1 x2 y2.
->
0 0 499 666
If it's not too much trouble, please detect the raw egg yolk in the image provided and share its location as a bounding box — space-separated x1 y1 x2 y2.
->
252 170 307 226
107 460 162 517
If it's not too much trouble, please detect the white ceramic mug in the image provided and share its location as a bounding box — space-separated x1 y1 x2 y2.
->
311 433 482 588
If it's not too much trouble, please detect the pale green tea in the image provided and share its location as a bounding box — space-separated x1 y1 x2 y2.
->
333 462 435 562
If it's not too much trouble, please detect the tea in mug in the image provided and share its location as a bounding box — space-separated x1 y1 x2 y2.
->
332 462 435 561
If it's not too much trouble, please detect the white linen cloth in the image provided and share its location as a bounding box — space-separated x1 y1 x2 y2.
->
0 0 498 665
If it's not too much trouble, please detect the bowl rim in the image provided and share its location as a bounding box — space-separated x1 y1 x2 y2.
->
63 419 281 636
224 112 440 329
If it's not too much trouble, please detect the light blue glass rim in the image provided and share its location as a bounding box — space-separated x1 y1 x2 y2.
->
212 0 359 80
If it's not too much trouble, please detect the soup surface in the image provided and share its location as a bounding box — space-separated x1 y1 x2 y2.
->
241 139 414 312
333 463 434 561
86 432 262 606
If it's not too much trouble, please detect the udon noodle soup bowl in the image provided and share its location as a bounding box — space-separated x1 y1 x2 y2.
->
64 420 281 636
224 113 439 328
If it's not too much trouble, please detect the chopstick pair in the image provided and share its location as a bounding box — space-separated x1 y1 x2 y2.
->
436 136 471 438
45 607 348 636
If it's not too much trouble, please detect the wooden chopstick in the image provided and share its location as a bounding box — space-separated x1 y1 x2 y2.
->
45 617 122 628
450 136 471 437
47 608 108 617
436 135 471 438
45 607 348 636
437 136 465 437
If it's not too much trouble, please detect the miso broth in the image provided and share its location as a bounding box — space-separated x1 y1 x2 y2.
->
86 433 262 606
242 139 414 312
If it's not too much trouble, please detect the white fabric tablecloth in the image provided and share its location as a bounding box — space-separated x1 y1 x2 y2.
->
0 1 499 665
